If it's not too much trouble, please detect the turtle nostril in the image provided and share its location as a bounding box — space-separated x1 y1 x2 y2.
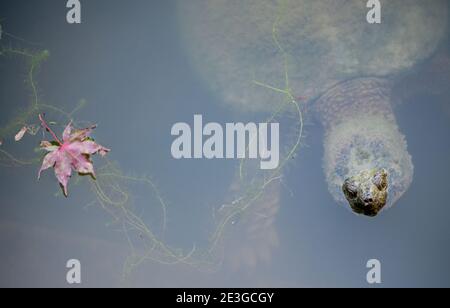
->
364 198 373 204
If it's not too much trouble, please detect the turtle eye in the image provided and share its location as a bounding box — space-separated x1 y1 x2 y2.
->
343 181 357 199
347 187 357 198
373 171 387 190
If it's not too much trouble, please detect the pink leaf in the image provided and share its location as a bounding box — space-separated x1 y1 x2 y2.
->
15 126 28 142
40 141 59 152
62 122 72 143
69 125 96 142
54 152 72 197
38 116 110 197
38 151 58 180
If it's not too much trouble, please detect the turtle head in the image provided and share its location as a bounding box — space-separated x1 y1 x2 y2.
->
342 168 388 217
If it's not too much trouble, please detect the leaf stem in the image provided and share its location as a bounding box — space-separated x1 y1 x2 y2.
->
38 114 62 145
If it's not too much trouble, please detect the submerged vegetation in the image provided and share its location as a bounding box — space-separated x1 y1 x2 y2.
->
0 0 305 281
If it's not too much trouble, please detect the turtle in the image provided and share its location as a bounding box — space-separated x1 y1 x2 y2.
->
176 0 448 267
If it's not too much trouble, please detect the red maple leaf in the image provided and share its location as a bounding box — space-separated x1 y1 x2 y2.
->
38 114 110 197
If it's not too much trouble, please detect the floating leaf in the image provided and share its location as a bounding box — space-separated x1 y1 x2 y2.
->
38 115 110 197
14 126 27 142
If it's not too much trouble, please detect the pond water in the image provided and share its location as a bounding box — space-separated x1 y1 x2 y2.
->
0 0 449 287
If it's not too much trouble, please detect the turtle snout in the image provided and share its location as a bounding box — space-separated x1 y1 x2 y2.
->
342 168 389 217
363 192 374 205
351 192 383 217
364 197 373 204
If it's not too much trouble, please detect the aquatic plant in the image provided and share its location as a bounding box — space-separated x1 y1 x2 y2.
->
0 0 306 279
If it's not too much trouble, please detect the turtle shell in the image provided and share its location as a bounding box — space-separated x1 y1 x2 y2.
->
178 0 448 113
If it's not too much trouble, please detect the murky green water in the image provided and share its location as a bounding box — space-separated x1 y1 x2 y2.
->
0 0 449 287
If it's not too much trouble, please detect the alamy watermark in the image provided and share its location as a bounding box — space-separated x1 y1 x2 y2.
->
66 0 81 24
366 259 382 284
65 0 380 25
367 0 381 24
171 115 280 170
66 259 81 285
